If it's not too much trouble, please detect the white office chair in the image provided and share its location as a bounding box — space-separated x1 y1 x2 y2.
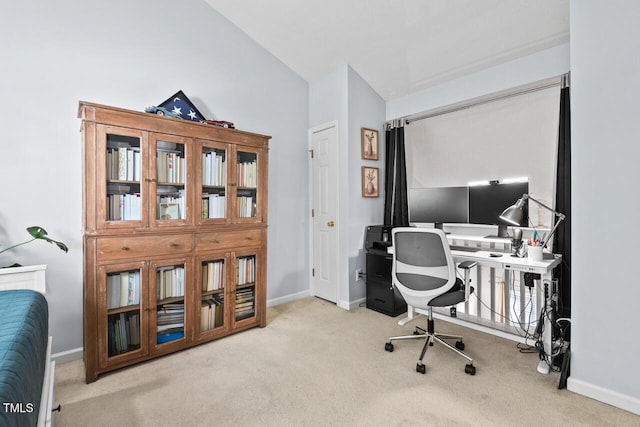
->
384 227 477 375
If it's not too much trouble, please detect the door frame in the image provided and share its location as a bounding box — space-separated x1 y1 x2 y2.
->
308 121 340 304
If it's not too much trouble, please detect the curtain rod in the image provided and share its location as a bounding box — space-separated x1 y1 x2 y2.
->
395 73 569 126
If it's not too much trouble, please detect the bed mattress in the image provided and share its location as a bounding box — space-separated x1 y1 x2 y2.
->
0 289 48 427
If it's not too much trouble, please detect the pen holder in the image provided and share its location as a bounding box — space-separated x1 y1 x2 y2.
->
527 245 543 262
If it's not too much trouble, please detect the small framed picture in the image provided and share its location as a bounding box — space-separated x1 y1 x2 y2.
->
361 128 379 160
362 167 379 198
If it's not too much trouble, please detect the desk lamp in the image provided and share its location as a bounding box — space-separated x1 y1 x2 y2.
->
499 194 565 250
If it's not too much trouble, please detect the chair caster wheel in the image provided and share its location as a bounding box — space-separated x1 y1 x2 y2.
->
455 341 465 351
465 364 476 375
416 363 426 374
385 342 394 352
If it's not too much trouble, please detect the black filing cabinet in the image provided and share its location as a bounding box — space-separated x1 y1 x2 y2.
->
365 225 407 317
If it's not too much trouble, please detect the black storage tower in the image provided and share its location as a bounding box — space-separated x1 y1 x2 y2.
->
364 225 407 317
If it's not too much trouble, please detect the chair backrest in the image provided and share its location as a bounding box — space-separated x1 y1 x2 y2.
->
390 227 457 309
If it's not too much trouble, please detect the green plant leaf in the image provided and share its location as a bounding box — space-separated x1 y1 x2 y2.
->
0 225 69 261
26 226 47 239
27 226 69 253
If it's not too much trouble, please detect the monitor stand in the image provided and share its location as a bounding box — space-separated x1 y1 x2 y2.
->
434 222 450 235
484 225 510 239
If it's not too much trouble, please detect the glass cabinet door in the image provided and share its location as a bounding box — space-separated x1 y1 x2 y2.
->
150 259 189 352
235 148 261 223
198 140 229 223
98 261 148 367
196 254 228 338
234 252 258 324
99 125 147 229
150 134 191 226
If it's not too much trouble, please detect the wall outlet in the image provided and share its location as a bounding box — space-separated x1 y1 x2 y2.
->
355 268 363 281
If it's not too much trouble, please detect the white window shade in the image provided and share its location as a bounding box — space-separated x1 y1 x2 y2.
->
404 84 560 227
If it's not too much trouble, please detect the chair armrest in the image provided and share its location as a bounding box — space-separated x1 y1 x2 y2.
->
458 261 477 302
458 261 477 270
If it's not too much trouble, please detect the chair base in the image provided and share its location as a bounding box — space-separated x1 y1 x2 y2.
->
385 311 476 375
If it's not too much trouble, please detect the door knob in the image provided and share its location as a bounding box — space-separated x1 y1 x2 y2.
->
327 221 335 227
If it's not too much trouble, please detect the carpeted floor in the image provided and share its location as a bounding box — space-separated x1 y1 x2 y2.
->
54 297 638 426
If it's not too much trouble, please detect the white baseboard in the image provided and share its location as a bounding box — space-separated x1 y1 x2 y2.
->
52 347 83 364
267 290 311 307
337 297 365 311
567 377 640 415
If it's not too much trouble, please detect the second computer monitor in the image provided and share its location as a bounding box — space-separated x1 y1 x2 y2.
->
469 182 529 236
409 186 469 229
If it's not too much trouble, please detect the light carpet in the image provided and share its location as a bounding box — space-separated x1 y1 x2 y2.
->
54 297 638 426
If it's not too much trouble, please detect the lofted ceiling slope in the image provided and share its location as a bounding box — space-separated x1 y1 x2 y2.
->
205 0 569 101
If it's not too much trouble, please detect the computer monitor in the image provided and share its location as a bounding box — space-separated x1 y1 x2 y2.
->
468 181 528 238
409 186 469 230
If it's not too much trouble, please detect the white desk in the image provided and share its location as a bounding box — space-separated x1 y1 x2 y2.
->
400 248 561 374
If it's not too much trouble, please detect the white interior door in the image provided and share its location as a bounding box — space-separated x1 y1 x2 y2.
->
310 123 339 303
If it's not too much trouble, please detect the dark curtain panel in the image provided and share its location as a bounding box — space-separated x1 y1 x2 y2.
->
553 84 571 319
383 123 409 226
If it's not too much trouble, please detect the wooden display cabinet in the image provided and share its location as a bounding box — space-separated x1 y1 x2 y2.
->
80 101 270 383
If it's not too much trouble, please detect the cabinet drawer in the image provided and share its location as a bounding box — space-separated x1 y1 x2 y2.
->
366 253 392 281
97 234 192 259
366 277 407 317
195 229 263 252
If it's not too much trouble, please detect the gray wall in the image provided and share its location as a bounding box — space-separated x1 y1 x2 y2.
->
309 65 385 308
569 0 640 413
346 68 385 302
0 0 309 357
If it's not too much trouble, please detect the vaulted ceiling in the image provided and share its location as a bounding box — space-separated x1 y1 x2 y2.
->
205 0 569 101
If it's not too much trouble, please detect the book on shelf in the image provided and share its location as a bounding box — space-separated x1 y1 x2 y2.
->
201 296 224 331
108 193 141 221
236 295 255 304
118 147 128 180
237 196 255 218
133 151 141 181
109 146 141 181
237 158 257 188
108 312 140 355
108 321 116 355
202 193 226 219
201 198 209 219
156 266 185 300
236 256 256 285
157 150 185 184
126 149 134 181
157 303 184 334
235 301 254 309
236 288 254 299
202 260 224 292
235 307 255 320
108 270 140 309
202 150 227 187
127 313 140 347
